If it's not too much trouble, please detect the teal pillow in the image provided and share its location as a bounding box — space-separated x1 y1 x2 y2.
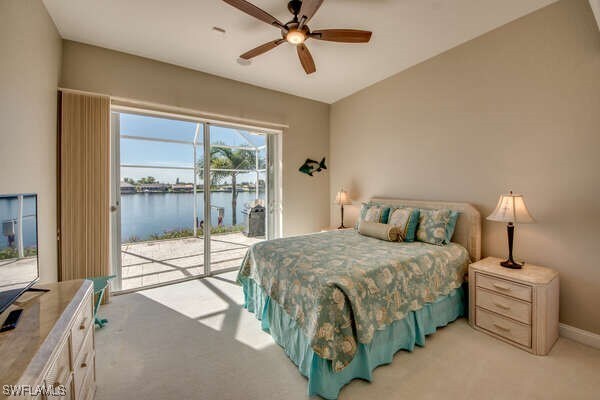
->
405 208 420 242
444 211 459 244
380 207 391 224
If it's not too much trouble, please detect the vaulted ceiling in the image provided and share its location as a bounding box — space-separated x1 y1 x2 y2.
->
43 0 558 103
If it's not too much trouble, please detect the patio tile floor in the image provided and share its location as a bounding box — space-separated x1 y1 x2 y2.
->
120 232 263 291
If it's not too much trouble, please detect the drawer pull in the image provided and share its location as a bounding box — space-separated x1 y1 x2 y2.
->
81 351 90 368
493 323 511 332
493 302 511 310
79 317 88 330
492 283 511 291
54 366 67 386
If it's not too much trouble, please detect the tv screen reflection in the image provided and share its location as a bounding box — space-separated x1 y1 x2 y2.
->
0 194 39 292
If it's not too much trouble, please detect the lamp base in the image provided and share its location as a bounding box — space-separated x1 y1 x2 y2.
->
500 259 522 269
338 204 346 230
501 222 522 269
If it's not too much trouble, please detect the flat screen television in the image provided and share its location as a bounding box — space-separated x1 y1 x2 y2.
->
0 194 39 314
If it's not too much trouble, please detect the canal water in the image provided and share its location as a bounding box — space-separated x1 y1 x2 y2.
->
120 191 263 242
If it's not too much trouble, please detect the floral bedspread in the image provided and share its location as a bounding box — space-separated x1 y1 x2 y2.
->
237 229 469 372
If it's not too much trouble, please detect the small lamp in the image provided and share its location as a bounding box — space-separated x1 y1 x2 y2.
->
487 191 534 269
335 189 352 229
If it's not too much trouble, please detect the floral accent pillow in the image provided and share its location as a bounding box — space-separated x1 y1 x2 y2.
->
387 207 420 242
356 202 390 229
364 205 385 222
416 208 452 245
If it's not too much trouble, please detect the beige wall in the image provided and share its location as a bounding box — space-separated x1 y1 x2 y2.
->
60 41 330 237
2 0 596 334
0 0 62 282
330 0 600 333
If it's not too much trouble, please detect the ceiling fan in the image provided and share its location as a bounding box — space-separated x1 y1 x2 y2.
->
222 0 372 74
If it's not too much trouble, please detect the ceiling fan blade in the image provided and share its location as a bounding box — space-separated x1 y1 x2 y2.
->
299 0 324 22
222 0 285 29
311 29 372 43
240 39 285 60
297 44 316 75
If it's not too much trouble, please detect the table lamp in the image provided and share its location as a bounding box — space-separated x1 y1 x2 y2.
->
335 189 352 229
487 191 534 269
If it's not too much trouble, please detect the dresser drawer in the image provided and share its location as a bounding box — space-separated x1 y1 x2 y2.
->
73 327 95 398
63 376 74 400
44 337 71 389
39 373 72 399
476 287 531 324
476 307 531 348
476 273 532 302
78 362 96 400
70 296 93 360
51 375 73 400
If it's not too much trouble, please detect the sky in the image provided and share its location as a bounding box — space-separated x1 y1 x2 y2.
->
118 112 267 184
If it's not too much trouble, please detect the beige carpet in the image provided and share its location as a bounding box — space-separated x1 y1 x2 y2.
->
95 272 600 399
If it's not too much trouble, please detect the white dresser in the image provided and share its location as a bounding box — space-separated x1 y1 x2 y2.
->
0 280 96 399
468 257 559 355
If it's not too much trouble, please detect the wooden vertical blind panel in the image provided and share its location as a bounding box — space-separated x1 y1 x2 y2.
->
59 92 110 283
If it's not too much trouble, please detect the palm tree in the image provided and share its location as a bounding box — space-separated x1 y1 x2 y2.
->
137 176 157 184
198 146 256 226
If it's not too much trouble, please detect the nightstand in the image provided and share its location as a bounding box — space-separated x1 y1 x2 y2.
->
468 257 559 355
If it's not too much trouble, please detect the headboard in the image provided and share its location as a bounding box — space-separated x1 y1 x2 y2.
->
370 198 482 262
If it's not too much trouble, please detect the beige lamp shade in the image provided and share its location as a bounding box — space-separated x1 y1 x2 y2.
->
335 189 352 205
487 192 534 224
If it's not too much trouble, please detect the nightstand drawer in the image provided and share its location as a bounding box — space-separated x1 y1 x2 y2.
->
476 273 532 302
476 287 531 324
476 307 531 348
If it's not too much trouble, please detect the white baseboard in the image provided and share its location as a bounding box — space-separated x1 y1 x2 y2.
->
559 323 600 349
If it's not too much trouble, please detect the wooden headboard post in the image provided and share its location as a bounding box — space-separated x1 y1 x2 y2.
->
370 198 482 262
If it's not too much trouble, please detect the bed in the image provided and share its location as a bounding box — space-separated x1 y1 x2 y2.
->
237 198 481 399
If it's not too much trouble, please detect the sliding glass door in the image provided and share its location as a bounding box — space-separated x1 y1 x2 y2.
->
206 124 268 275
110 108 280 292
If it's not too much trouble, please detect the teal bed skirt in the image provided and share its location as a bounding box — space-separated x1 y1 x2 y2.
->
240 276 465 399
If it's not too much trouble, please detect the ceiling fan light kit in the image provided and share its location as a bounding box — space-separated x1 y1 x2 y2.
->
286 29 306 44
223 0 372 74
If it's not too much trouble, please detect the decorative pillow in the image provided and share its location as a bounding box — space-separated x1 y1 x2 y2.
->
356 202 390 227
358 221 399 242
416 208 452 245
364 206 384 222
356 202 368 229
445 210 460 244
387 207 420 242
374 203 392 224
